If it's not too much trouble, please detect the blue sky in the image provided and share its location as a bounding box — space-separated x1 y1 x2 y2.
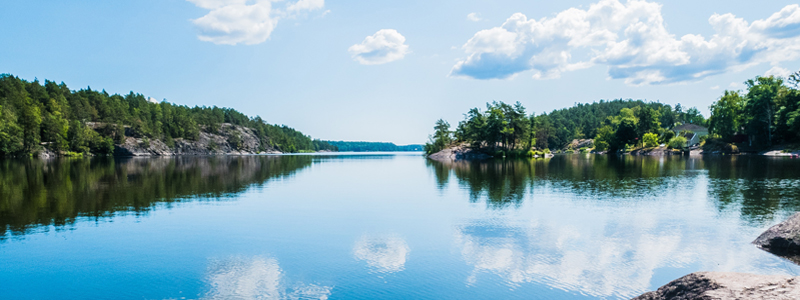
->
2 0 800 144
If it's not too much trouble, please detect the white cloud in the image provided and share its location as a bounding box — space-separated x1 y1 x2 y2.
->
188 0 325 45
287 0 324 13
467 13 482 22
348 29 410 65
764 66 792 77
710 85 720 90
147 97 159 103
353 235 409 273
452 1 800 85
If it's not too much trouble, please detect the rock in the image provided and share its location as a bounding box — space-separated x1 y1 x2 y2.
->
563 139 594 151
753 212 800 259
114 123 279 156
427 144 492 161
632 272 800 300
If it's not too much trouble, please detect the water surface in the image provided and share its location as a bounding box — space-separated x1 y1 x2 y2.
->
2 153 800 299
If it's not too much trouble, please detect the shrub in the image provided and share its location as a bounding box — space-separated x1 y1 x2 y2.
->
643 132 659 147
668 136 687 149
566 149 575 154
543 148 551 154
579 147 589 153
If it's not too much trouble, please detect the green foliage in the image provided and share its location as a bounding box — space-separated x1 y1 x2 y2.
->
643 132 659 147
454 101 530 150
708 90 745 142
668 136 687 149
0 74 326 156
424 119 453 155
530 99 695 149
227 130 242 150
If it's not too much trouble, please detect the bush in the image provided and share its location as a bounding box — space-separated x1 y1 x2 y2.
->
643 132 659 147
565 149 575 154
660 130 675 143
543 148 551 154
579 147 589 153
594 140 609 151
668 136 687 149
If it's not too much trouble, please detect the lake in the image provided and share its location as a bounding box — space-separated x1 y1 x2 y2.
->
2 153 800 299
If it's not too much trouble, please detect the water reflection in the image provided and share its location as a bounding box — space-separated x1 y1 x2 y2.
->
429 155 800 224
0 156 314 239
203 256 331 300
353 235 410 273
455 217 792 299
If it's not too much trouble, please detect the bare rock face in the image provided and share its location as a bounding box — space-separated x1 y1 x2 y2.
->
753 212 800 258
427 145 492 161
114 123 279 156
632 272 800 300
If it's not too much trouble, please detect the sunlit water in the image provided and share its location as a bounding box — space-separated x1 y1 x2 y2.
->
2 153 800 299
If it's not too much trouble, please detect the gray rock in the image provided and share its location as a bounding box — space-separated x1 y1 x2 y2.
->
427 144 492 161
753 212 800 257
114 123 280 156
633 272 800 300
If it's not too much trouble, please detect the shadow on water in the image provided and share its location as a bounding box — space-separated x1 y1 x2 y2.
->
427 155 800 224
0 155 314 240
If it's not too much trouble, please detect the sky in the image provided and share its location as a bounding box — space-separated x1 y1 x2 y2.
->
3 0 800 145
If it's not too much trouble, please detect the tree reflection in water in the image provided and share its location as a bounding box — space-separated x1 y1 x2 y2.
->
427 155 800 224
0 156 314 239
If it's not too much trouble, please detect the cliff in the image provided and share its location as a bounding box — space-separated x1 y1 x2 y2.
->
114 123 280 156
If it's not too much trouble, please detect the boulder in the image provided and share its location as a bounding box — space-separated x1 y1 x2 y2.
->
632 272 800 300
753 212 800 258
427 145 492 161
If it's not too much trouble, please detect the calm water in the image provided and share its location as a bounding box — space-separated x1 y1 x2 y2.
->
2 153 800 299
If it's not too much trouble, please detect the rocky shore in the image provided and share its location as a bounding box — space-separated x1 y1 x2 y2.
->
114 124 280 156
632 212 800 299
427 145 493 161
632 272 800 300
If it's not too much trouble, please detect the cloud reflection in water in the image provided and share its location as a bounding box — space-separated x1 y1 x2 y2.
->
353 235 410 273
455 217 793 299
203 256 331 300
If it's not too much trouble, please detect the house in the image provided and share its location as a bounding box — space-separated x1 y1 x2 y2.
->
672 124 708 147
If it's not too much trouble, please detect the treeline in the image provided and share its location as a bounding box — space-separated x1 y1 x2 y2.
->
707 74 800 147
532 100 704 149
324 141 422 152
425 100 705 154
0 74 336 156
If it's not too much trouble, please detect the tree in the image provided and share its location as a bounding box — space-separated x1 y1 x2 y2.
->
635 107 661 137
744 76 783 147
0 105 24 154
424 119 453 154
643 132 659 147
708 90 745 142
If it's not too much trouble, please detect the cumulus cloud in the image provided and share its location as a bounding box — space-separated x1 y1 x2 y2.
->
353 235 410 273
467 13 482 22
147 97 159 104
765 65 792 77
348 29 410 65
188 0 325 45
287 0 324 12
451 0 800 85
203 256 331 300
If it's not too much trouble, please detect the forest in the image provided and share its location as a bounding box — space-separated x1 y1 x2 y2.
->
324 141 423 152
0 74 337 156
424 100 705 155
425 71 800 156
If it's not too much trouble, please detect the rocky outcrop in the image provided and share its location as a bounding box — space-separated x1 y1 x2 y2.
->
427 144 492 161
632 272 800 300
114 123 280 156
753 212 800 260
564 139 594 150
